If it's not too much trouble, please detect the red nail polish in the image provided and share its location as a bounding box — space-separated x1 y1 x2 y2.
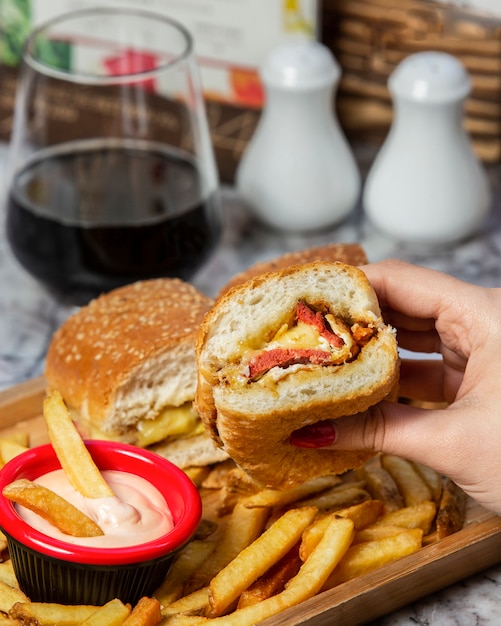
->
290 421 336 448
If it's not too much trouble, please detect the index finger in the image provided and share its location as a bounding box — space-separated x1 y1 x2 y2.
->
361 259 464 321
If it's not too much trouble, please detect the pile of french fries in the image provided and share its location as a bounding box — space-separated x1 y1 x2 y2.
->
0 392 467 625
155 453 466 625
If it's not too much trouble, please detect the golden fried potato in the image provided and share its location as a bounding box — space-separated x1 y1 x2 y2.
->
3 479 103 537
208 506 318 617
122 597 162 626
10 601 97 623
382 455 433 506
436 478 467 539
43 391 114 499
81 598 131 625
324 528 423 588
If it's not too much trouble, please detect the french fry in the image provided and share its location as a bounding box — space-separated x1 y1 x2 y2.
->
324 528 423 588
381 455 433 506
162 587 209 617
436 478 467 539
3 479 104 537
236 543 302 608
205 516 355 626
0 581 30 615
0 561 20 589
208 506 318 617
297 482 370 510
356 455 405 512
412 462 443 503
375 500 437 535
0 432 29 448
81 598 131 625
0 439 29 465
353 524 411 544
123 597 162 626
9 601 98 623
242 476 340 509
299 500 383 561
159 616 205 625
183 501 269 594
155 540 216 605
183 467 212 488
334 499 384 529
201 461 239 490
193 519 218 541
299 515 331 562
216 468 260 516
43 390 114 499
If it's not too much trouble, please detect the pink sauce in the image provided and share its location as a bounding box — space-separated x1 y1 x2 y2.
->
16 469 174 547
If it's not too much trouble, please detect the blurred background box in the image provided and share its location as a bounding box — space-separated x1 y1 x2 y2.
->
1 0 501 182
0 0 319 183
323 0 501 164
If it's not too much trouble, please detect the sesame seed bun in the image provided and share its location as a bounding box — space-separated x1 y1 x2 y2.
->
45 278 228 467
218 243 367 297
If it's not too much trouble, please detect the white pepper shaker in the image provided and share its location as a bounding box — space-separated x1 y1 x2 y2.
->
363 51 491 244
236 42 360 232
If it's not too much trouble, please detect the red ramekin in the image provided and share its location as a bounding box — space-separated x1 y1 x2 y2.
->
0 440 202 606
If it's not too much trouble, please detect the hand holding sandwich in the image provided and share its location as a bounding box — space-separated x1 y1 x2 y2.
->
292 259 501 516
195 261 399 490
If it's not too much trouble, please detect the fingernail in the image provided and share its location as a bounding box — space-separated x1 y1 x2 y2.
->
290 421 337 448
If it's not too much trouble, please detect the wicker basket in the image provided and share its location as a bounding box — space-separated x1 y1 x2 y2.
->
322 0 501 163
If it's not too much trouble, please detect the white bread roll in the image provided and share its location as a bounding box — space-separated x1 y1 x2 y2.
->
195 262 399 489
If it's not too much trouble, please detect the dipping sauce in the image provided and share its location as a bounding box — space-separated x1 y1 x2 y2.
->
16 469 174 547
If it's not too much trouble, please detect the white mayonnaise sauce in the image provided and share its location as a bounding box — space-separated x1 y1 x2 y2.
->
17 469 174 547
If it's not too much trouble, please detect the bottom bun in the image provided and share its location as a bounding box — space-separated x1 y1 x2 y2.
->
74 412 228 470
151 432 229 469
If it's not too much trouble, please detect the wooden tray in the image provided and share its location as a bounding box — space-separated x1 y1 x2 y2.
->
1 378 501 625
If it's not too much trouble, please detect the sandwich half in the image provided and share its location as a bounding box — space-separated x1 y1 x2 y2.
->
195 261 399 489
45 278 228 468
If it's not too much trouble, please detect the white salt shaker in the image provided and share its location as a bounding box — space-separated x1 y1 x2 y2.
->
236 42 360 232
363 51 491 244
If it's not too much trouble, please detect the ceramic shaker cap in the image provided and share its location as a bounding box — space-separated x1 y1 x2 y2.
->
389 51 471 103
261 41 340 91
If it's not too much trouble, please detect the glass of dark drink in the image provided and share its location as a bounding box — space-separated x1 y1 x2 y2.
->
5 7 222 305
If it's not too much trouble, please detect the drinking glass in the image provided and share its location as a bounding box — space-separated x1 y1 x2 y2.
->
5 7 222 305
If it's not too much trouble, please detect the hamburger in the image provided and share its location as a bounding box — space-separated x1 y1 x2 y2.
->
195 261 399 489
44 278 229 468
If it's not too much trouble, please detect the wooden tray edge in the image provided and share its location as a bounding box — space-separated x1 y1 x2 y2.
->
0 376 46 424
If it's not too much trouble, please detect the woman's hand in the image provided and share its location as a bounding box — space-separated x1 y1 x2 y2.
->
291 259 501 515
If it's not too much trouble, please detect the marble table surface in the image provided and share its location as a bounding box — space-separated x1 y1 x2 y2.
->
1 140 501 624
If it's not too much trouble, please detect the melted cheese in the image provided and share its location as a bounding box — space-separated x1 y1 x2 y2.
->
86 403 203 447
241 315 359 381
269 320 333 351
136 404 203 447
